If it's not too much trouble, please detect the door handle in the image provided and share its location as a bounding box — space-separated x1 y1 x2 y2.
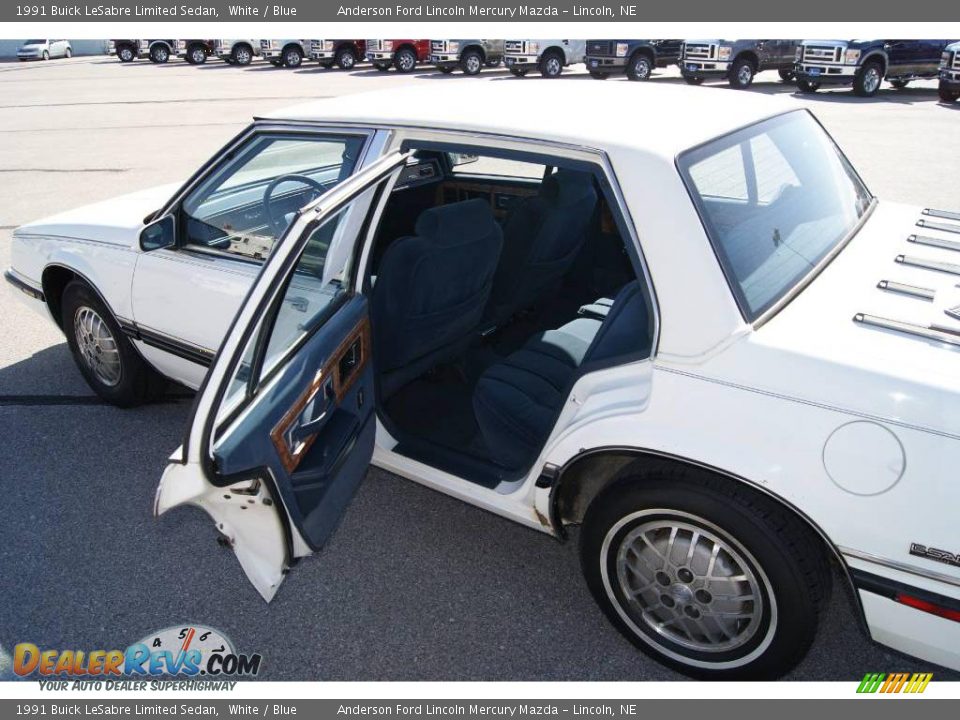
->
291 380 335 444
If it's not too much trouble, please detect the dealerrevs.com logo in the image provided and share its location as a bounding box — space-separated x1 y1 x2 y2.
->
12 625 262 686
857 672 933 694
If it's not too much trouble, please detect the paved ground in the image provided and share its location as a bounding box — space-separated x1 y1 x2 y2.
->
1 55 958 682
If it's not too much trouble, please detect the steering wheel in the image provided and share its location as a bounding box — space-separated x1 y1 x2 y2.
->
263 174 326 237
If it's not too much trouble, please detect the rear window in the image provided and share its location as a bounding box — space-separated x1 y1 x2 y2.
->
679 111 872 320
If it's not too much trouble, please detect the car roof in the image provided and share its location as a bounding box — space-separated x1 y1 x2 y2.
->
262 82 794 159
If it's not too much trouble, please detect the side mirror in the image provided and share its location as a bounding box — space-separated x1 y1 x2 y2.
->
140 215 175 252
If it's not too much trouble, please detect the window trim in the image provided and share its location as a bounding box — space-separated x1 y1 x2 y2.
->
676 109 875 326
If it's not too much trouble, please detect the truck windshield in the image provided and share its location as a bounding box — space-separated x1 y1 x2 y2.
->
678 110 872 321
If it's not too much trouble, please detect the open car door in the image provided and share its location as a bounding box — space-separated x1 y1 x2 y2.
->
155 151 408 601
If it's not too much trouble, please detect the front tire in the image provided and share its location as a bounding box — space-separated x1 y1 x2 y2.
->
188 45 208 65
460 49 483 76
283 46 303 68
149 45 169 64
729 57 756 89
539 51 564 78
625 53 653 81
335 47 357 70
232 44 253 66
853 60 883 97
394 48 417 73
778 68 795 82
65 47 72 59
61 281 163 407
580 467 829 679
42 50 50 61
939 83 960 103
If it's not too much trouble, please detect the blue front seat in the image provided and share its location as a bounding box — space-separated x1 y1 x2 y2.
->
484 170 599 327
371 199 503 400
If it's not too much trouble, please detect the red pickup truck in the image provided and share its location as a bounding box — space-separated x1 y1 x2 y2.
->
365 39 431 72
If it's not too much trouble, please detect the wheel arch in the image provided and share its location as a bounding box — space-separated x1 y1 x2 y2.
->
462 44 485 61
630 46 655 64
542 45 566 63
861 51 888 75
41 263 122 333
734 50 759 70
283 42 304 56
549 446 860 622
149 40 172 53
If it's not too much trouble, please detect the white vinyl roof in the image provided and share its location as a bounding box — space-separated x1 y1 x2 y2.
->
264 81 794 160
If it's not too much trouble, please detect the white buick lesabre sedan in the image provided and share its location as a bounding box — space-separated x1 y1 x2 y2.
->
7 84 960 679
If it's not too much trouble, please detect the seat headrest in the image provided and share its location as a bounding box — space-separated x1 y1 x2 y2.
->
540 170 597 204
414 198 497 242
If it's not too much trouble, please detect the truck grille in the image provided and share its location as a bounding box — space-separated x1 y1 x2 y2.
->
310 40 323 53
586 41 613 56
431 40 446 52
367 39 383 51
683 43 716 61
802 44 844 64
953 50 960 70
505 40 525 54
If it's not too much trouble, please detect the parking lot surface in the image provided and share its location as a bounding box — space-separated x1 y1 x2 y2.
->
1 55 958 681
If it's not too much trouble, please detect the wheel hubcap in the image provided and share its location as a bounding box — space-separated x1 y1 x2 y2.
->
237 49 249 63
546 58 560 75
864 68 881 93
342 54 354 68
739 66 752 85
74 307 121 387
467 56 480 72
635 60 650 78
609 513 769 655
400 53 414 70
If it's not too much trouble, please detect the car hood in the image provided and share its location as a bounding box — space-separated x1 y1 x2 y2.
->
15 183 179 248
701 200 960 437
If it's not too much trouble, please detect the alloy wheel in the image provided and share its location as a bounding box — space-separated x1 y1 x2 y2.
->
74 307 122 387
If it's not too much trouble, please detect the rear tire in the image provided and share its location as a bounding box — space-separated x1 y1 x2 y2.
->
625 53 653 81
890 79 910 89
728 57 756 89
939 83 960 103
61 281 164 408
853 60 883 97
580 467 830 680
796 79 820 93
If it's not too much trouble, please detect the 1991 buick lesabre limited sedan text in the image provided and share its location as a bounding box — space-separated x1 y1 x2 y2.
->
6 84 960 679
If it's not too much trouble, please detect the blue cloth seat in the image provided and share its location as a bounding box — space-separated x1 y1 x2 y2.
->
484 170 599 327
372 199 503 399
473 281 650 470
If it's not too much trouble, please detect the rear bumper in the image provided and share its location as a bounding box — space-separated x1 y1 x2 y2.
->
847 557 960 672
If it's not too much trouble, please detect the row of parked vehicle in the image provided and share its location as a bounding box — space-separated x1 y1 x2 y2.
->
108 38 960 102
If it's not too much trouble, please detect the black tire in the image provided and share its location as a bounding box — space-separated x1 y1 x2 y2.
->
374 62 391 72
890 79 910 89
335 46 357 70
778 67 795 82
539 50 564 78
394 47 417 73
61 281 164 407
509 67 529 77
283 45 303 68
65 47 72 59
683 75 704 85
580 465 830 680
187 45 207 65
939 83 960 103
729 57 756 89
118 45 136 63
42 50 50 61
232 44 253 66
460 49 483 76
625 53 653 81
796 78 821 93
853 60 883 97
438 66 455 74
149 44 169 64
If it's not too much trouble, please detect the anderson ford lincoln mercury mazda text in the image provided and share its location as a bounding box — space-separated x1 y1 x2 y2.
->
6 84 960 679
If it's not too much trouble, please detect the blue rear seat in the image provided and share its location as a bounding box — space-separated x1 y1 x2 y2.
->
473 281 651 470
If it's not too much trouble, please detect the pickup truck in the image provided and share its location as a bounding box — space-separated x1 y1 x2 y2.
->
260 39 307 68
681 39 801 89
365 39 431 72
179 39 216 65
585 40 683 81
940 41 960 103
429 39 505 75
504 39 586 78
795 39 957 96
214 40 259 66
309 39 366 69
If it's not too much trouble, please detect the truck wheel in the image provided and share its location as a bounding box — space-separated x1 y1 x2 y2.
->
509 67 529 77
539 51 564 78
460 49 483 75
853 60 883 97
394 48 417 73
626 53 653 81
890 79 910 89
580 468 830 680
729 57 756 89
283 46 303 68
778 68 795 82
61 281 164 408
939 83 960 103
683 75 703 85
232 44 253 66
589 71 610 80
188 45 207 65
149 45 169 63
438 66 454 74
374 62 391 72
335 47 357 69
118 45 135 62
796 79 820 93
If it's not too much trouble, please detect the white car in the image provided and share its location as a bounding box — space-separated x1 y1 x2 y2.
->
17 39 72 61
8 84 960 680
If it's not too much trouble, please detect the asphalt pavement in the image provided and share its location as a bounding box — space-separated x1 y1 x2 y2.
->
1 54 958 681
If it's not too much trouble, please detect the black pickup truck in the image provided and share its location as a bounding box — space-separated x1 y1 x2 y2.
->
680 39 800 88
941 42 960 102
585 40 683 81
795 39 957 96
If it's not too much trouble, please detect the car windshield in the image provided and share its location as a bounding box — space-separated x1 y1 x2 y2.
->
678 110 872 320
